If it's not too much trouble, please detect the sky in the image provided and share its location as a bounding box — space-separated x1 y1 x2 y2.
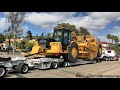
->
0 12 120 42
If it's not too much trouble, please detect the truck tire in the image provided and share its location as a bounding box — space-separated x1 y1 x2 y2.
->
0 66 6 78
66 42 79 63
15 63 29 74
50 62 58 69
116 59 118 61
97 44 102 57
103 56 106 61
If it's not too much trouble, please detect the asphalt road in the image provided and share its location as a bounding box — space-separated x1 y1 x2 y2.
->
5 59 120 78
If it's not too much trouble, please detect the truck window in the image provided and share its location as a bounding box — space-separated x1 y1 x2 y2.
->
108 51 111 53
53 30 62 42
63 30 69 45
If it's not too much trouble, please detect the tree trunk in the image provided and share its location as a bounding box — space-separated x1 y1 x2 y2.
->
7 39 10 55
112 39 113 44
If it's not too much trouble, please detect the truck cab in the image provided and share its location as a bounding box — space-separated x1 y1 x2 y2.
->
101 49 118 61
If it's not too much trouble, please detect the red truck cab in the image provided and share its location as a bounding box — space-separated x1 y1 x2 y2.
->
114 53 119 61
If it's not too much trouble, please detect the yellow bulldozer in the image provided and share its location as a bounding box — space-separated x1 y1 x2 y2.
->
25 28 102 63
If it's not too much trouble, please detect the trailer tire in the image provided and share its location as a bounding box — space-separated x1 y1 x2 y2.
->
15 63 29 74
50 62 58 69
60 62 68 67
0 66 6 78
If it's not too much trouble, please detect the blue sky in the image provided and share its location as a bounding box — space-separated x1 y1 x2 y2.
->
0 12 120 42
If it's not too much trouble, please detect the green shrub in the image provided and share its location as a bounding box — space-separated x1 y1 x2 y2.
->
19 40 26 51
25 42 34 50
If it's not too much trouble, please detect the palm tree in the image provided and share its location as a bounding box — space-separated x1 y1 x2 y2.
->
111 35 115 44
106 34 111 43
114 36 119 44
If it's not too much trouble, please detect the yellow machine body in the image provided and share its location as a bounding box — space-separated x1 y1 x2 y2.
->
24 41 44 57
25 30 102 61
77 35 100 60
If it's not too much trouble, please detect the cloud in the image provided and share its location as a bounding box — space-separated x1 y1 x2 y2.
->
1 12 120 41
98 26 120 42
98 36 109 42
0 16 28 34
25 12 78 28
109 26 120 39
25 12 120 36
0 17 10 32
3 12 120 32
26 12 62 28
48 12 77 18
65 12 120 32
3 12 9 16
21 25 29 36
23 25 28 32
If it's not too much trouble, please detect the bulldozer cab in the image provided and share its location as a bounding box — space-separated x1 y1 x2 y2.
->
38 29 76 50
53 29 72 49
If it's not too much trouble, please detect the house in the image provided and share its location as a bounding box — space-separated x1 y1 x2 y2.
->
29 39 36 43
0 38 35 50
100 42 110 51
100 42 109 48
0 43 8 50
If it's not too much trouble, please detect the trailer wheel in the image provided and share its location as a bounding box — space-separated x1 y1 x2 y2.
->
60 62 68 67
67 62 70 67
67 42 79 63
50 62 58 69
0 66 6 78
16 63 29 74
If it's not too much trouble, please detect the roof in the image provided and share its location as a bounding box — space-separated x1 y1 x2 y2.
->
102 46 108 48
5 39 14 42
100 42 110 44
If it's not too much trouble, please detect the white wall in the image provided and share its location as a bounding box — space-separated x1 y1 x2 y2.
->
101 44 109 47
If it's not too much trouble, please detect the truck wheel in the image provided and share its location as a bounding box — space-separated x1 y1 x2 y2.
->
103 56 106 61
106 57 108 61
50 62 58 69
116 59 118 61
97 44 102 57
16 63 29 74
67 42 79 63
0 66 6 78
